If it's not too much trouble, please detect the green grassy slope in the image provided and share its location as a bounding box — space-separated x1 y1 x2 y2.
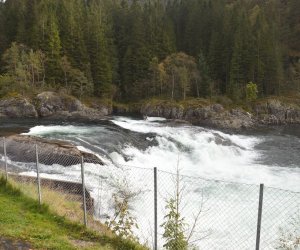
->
0 177 146 250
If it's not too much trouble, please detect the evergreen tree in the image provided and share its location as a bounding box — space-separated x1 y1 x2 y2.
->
122 0 150 100
58 0 90 76
87 0 114 98
198 52 211 98
0 0 298 101
46 14 62 84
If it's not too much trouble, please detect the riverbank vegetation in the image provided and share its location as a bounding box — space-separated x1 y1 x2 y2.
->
0 0 299 104
0 176 147 249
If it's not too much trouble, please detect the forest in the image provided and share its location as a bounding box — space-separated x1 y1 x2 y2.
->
0 0 299 102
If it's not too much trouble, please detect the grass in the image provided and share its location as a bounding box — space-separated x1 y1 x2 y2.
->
0 176 148 250
9 177 111 233
9 178 87 222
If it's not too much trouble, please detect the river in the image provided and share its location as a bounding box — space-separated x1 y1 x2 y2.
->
1 117 299 249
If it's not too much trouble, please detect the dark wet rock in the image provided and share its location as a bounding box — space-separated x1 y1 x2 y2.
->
0 98 38 118
3 135 103 166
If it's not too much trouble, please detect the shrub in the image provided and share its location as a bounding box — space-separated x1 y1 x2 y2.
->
246 82 258 102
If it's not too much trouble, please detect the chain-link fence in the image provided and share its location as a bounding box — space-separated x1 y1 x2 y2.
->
0 137 299 250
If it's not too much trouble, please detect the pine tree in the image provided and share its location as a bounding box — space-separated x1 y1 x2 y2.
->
86 0 114 98
46 14 62 84
58 0 90 76
122 0 150 100
228 35 243 101
198 52 211 98
0 0 298 100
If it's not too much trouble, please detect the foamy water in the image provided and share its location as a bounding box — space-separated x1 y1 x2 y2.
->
16 117 300 249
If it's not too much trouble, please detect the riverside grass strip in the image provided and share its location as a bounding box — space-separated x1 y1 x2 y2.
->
0 176 147 250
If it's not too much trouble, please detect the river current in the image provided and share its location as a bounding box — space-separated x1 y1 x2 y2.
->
1 117 299 249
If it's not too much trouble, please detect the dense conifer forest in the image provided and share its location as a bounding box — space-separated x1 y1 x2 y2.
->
0 0 299 102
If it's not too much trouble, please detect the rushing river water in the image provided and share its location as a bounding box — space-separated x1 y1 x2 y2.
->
1 117 300 249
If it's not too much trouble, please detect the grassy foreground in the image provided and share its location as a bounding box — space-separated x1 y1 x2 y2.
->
0 177 146 250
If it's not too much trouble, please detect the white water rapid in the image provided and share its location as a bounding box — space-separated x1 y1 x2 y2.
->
18 117 300 249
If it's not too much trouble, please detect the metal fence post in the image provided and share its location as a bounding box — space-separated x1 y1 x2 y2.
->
3 137 8 181
256 184 264 250
35 144 42 205
81 156 87 227
154 167 158 250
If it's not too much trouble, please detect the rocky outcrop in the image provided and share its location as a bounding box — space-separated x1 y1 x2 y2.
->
254 99 300 125
88 101 112 116
141 99 300 130
141 103 184 119
3 135 103 166
141 103 254 130
35 92 108 121
0 92 111 121
35 91 85 117
189 107 254 130
0 97 38 118
1 92 299 131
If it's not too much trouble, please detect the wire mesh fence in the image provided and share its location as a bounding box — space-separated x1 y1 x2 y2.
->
0 136 299 250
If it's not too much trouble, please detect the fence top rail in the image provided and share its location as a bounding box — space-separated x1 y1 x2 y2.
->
157 168 300 194
91 161 300 194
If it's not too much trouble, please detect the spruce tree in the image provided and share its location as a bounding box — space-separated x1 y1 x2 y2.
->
122 0 150 100
87 0 114 98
